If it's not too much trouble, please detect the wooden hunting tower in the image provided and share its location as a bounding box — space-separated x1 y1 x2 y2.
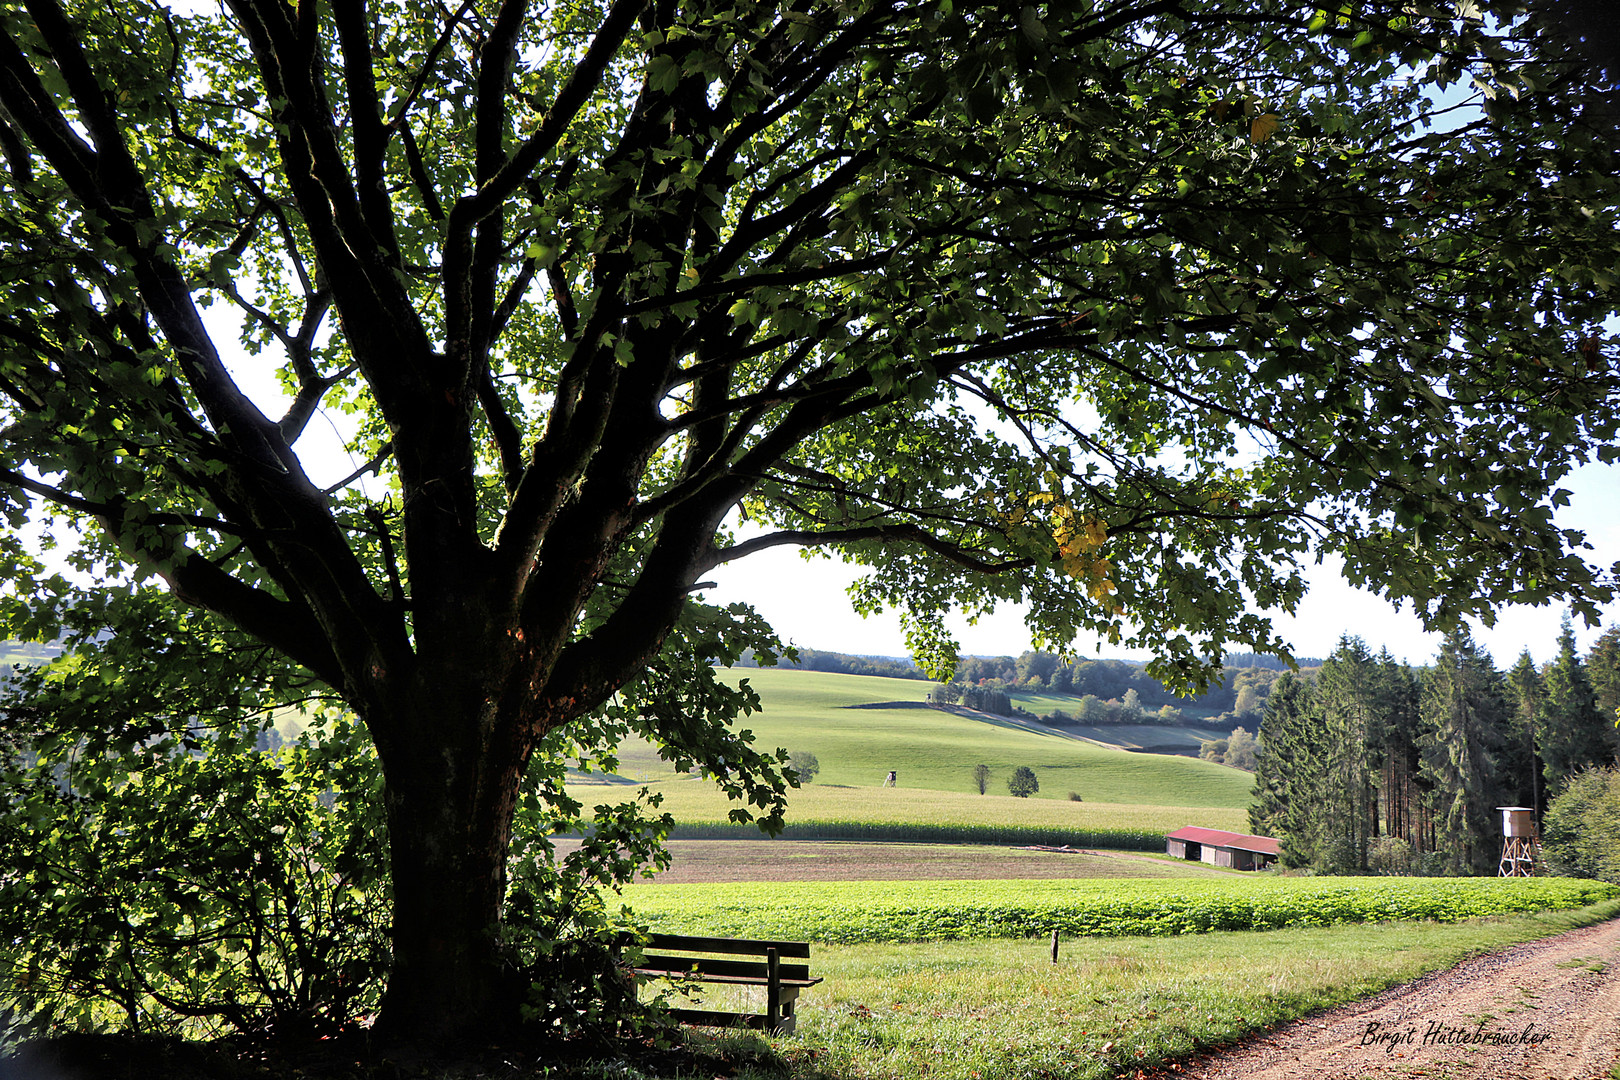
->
1496 806 1541 877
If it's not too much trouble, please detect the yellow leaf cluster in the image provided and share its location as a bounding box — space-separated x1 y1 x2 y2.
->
1053 506 1123 611
993 492 1126 615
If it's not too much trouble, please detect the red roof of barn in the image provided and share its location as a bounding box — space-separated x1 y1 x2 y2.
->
1166 826 1281 856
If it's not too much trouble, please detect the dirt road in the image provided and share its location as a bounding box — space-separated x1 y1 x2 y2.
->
1145 917 1620 1080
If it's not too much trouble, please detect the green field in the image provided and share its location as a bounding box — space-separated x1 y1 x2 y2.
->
679 900 1620 1080
607 668 1254 810
573 780 1250 845
618 876 1620 942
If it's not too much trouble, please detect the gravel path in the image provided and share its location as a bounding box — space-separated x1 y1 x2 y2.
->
1142 916 1620 1080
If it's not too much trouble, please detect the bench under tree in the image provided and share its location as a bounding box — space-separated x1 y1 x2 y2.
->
628 932 822 1034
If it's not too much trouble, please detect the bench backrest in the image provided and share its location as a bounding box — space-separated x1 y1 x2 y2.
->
639 932 812 983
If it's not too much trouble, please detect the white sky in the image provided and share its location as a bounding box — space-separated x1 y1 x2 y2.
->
202 289 1620 673
699 456 1620 669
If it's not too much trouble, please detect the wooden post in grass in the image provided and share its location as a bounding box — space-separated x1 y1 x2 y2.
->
767 947 781 1030
1050 930 1059 963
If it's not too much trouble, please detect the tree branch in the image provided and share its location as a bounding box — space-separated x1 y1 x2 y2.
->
709 525 1034 576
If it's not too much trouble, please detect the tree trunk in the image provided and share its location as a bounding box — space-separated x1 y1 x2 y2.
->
369 691 531 1044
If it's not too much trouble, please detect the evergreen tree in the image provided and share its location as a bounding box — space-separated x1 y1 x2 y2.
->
1418 630 1510 875
1539 614 1612 789
1585 626 1620 759
1250 671 1324 868
1372 651 1428 852
1505 649 1546 812
1314 636 1383 872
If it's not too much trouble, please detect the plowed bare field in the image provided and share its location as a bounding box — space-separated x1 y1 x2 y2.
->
558 839 1228 882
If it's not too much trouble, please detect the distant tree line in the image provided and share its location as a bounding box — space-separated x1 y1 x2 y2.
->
952 652 1308 727
733 648 930 680
1250 620 1620 877
730 645 1326 728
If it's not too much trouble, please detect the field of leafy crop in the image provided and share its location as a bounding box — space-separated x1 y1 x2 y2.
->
618 876 1620 943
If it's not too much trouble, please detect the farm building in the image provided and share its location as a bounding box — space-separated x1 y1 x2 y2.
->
1165 826 1280 870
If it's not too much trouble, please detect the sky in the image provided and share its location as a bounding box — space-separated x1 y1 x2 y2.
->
698 457 1620 669
201 291 1620 673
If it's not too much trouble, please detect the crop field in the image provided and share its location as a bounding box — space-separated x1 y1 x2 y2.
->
601 667 1254 807
568 778 1251 847
1038 721 1231 754
617 875 1620 943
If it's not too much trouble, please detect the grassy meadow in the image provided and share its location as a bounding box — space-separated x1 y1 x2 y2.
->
674 899 1620 1080
598 668 1253 812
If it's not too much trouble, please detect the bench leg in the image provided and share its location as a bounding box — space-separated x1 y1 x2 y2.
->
775 986 801 1034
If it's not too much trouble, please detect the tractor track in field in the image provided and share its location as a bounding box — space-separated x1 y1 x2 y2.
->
1139 915 1620 1080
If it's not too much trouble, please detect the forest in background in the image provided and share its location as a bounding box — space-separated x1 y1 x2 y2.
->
1250 620 1620 877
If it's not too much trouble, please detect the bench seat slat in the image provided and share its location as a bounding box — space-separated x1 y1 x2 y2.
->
645 933 812 959
662 1007 776 1030
637 954 812 982
633 968 822 988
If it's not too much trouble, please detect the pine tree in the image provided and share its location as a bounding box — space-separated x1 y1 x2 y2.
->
1585 626 1620 761
1539 614 1611 790
1419 630 1510 875
1505 649 1546 813
1372 651 1427 852
1250 671 1324 868
1314 636 1382 872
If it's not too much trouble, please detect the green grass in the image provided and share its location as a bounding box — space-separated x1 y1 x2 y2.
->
675 899 1620 1080
578 780 1249 847
610 668 1255 809
617 875 1620 943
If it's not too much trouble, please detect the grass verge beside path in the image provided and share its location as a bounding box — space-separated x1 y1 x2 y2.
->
682 899 1620 1080
620 876 1620 943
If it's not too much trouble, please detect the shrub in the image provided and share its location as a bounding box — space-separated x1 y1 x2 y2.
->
0 716 392 1038
1224 727 1257 770
1007 766 1039 798
1068 791 1084 802
1367 837 1415 876
1543 767 1620 882
787 749 821 783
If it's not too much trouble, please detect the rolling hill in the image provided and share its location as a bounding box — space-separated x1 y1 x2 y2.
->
587 668 1256 835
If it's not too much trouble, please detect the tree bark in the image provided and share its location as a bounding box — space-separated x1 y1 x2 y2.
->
369 688 532 1043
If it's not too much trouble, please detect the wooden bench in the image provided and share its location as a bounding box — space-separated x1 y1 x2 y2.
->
627 932 822 1034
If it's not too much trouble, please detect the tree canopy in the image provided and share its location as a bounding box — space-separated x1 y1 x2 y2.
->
0 0 1617 1045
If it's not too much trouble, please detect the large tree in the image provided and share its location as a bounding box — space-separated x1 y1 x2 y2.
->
1 0 1618 1043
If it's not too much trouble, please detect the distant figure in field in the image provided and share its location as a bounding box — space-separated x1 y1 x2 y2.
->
884 770 897 788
